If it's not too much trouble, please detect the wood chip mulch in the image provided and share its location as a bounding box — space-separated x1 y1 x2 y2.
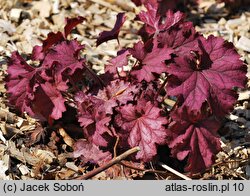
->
0 0 250 180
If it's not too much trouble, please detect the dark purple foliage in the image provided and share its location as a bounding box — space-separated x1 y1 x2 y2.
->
96 12 126 46
5 0 247 174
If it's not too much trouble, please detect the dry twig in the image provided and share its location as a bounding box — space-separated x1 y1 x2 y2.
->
159 162 192 180
76 146 140 180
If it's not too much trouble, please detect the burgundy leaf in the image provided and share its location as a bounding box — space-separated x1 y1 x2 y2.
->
32 45 44 61
157 21 198 57
96 12 126 46
32 85 54 121
131 0 143 6
40 82 66 120
131 0 157 6
35 16 84 56
73 139 112 165
138 3 185 35
64 16 85 38
117 100 168 161
97 80 138 114
105 49 130 75
138 3 160 35
166 35 247 117
42 40 85 74
167 108 221 173
42 32 64 52
75 92 112 147
6 52 38 116
130 39 173 82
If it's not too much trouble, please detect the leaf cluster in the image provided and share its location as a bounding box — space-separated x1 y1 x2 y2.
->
5 1 247 173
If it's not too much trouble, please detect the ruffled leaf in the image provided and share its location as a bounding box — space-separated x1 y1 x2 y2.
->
130 39 173 82
167 108 221 173
166 35 247 117
73 140 112 165
117 100 168 161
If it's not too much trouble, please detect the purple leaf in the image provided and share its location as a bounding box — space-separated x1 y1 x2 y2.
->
130 39 173 82
42 32 64 52
167 108 222 173
64 16 85 38
117 100 168 161
105 49 130 75
166 35 247 117
6 52 38 116
96 12 126 46
73 139 112 165
40 82 66 120
75 92 112 147
42 40 85 75
138 3 185 35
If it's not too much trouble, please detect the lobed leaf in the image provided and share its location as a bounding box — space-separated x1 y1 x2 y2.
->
166 35 247 117
117 100 168 161
167 108 221 173
130 39 173 82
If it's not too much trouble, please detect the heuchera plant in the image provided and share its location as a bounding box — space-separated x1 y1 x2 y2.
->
5 1 247 174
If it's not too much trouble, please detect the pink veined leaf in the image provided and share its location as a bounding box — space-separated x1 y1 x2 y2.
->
166 35 247 117
32 45 44 61
75 92 112 147
129 41 145 61
64 16 85 38
162 10 185 30
117 100 168 161
97 80 139 114
6 52 68 121
130 39 173 82
138 3 160 35
52 65 69 91
167 108 221 173
96 12 126 46
42 39 85 76
138 3 185 35
73 139 112 165
39 40 85 95
157 21 198 57
6 52 38 116
105 49 130 75
75 92 100 128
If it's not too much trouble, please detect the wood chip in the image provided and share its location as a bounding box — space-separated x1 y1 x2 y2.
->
0 141 40 166
9 8 22 22
17 164 30 175
65 162 79 172
35 149 56 164
58 128 74 147
236 36 250 52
